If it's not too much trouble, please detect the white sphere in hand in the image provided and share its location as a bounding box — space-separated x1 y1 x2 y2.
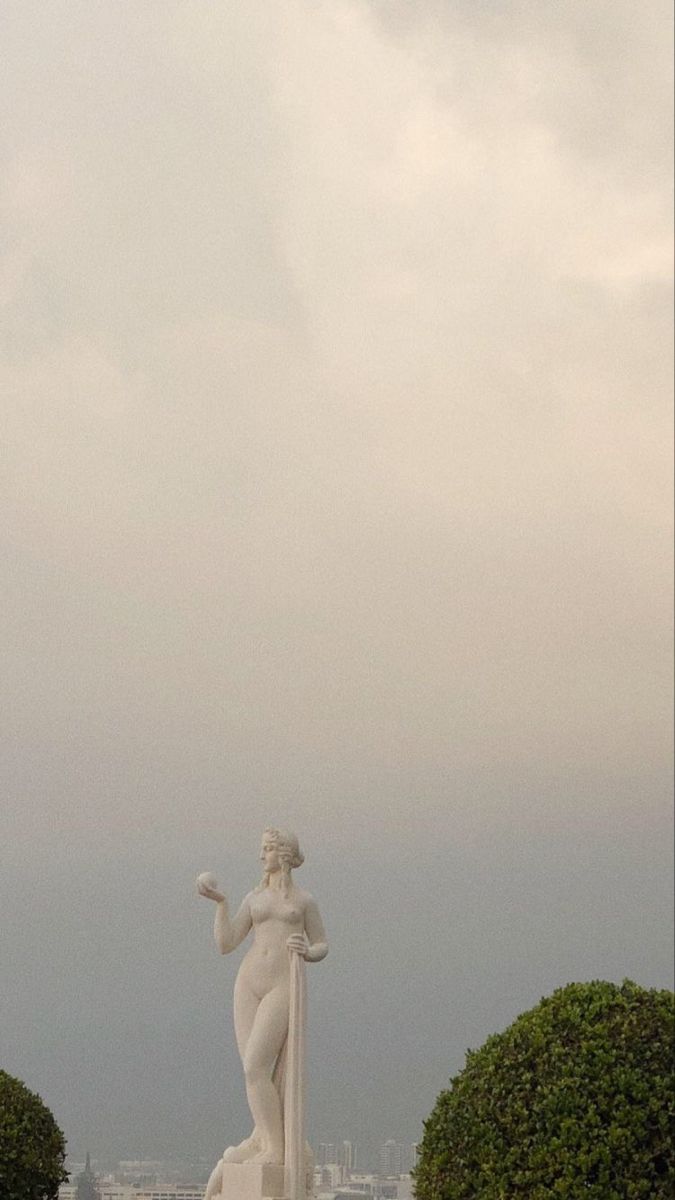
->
197 871 219 891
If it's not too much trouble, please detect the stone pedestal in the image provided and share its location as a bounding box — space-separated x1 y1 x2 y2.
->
215 1163 287 1200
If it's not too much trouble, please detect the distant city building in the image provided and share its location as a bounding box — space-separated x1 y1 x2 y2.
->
379 1140 405 1178
338 1179 373 1195
129 1191 203 1200
376 1140 417 1178
117 1163 165 1185
340 1173 412 1200
390 1178 412 1200
318 1162 344 1188
316 1140 357 1173
73 1152 98 1200
60 1187 202 1200
340 1142 356 1172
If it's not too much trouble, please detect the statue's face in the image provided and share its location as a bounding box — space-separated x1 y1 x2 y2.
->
260 836 282 873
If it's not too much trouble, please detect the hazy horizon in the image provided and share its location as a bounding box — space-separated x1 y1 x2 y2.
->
1 0 673 1169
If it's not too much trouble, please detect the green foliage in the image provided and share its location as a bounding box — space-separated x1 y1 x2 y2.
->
0 1069 68 1200
415 980 675 1200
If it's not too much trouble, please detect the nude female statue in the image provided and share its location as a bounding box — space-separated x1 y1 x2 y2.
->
197 828 328 1181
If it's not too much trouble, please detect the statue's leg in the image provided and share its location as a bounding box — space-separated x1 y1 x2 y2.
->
243 984 290 1164
222 978 262 1163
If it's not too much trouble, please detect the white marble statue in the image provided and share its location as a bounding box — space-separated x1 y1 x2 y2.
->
197 828 328 1197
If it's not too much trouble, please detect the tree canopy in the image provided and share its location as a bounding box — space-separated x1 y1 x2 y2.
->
415 979 675 1200
0 1069 68 1200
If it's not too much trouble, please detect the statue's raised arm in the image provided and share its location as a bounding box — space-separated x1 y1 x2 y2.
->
197 829 328 1200
197 873 253 956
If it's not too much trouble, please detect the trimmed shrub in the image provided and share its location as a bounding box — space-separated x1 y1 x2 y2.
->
415 980 675 1200
0 1070 68 1200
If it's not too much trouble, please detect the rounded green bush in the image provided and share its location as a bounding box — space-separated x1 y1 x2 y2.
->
0 1070 68 1200
415 980 675 1200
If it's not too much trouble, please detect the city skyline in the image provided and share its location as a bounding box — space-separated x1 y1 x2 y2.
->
64 1140 416 1179
60 1143 419 1196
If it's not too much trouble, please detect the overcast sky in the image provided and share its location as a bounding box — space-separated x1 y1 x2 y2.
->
1 0 673 1171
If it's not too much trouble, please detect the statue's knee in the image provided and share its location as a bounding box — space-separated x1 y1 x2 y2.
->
243 1058 265 1087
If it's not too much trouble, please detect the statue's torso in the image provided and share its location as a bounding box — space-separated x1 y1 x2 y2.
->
238 888 308 993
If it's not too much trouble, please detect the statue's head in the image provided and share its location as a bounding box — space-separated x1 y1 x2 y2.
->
258 827 304 892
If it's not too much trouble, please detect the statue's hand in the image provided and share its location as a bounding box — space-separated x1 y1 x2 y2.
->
287 934 308 958
196 872 225 903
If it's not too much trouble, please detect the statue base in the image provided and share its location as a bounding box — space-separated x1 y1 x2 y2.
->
212 1163 288 1200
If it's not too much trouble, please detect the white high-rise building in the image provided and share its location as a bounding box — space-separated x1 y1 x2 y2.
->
379 1141 405 1177
340 1142 356 1172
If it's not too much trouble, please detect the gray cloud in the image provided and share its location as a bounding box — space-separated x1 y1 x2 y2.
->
1 0 672 1167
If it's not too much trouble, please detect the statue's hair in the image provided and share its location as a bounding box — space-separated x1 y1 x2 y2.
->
256 827 304 895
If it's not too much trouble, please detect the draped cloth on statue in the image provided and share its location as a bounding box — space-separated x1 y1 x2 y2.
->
264 951 307 1200
284 951 306 1200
